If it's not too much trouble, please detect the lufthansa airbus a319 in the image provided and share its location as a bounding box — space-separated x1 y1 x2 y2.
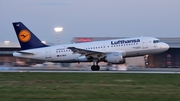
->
12 22 169 71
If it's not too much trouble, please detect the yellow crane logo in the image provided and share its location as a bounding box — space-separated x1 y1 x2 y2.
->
18 30 31 42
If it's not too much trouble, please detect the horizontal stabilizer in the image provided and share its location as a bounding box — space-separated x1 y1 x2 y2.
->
17 51 34 55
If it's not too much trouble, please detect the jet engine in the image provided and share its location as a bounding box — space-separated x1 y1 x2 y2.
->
76 56 91 62
105 52 125 64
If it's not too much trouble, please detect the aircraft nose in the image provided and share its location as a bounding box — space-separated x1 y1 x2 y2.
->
161 43 169 51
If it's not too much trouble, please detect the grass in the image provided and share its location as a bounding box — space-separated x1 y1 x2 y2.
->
0 73 179 101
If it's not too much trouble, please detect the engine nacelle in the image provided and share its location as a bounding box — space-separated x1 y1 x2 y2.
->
76 56 89 62
105 52 125 64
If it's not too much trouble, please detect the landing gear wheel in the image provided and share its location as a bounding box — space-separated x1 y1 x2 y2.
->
91 65 95 71
96 65 100 71
91 65 100 71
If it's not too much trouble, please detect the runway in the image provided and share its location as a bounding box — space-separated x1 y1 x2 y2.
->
19 71 180 74
0 66 180 74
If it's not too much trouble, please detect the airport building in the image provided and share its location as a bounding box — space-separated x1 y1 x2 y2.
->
0 37 180 68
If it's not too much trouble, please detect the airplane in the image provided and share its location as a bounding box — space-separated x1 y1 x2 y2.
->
12 22 169 71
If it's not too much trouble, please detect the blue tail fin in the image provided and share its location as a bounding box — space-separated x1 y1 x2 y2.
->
12 22 48 50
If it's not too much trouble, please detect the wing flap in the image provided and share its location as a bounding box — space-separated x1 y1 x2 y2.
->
67 47 104 57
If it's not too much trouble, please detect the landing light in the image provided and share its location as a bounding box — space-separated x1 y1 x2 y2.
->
4 41 10 44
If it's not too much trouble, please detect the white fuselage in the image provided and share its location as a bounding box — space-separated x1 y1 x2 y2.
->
13 37 169 63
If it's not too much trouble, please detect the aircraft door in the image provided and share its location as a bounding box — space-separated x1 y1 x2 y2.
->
45 48 51 60
142 38 148 49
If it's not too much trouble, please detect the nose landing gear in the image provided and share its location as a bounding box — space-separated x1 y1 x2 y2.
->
144 55 149 66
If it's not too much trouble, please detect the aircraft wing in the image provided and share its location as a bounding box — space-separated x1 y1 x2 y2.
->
67 47 104 57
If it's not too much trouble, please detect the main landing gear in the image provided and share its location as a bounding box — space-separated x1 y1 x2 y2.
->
91 58 100 71
91 65 100 71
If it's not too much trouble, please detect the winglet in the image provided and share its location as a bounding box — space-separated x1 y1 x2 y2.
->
12 22 48 50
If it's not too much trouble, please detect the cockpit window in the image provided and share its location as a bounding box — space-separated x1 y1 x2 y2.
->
153 40 160 43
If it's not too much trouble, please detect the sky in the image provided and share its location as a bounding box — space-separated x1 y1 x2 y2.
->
1 0 180 44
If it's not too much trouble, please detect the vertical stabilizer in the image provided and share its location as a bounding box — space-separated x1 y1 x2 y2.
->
12 22 48 50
